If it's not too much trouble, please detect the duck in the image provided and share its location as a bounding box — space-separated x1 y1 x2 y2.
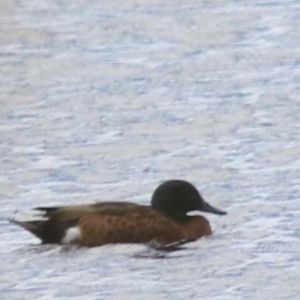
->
12 179 227 248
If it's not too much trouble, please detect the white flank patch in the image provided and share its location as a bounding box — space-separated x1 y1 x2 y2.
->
62 226 82 244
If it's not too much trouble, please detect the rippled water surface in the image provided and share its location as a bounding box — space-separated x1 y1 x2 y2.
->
1 0 300 299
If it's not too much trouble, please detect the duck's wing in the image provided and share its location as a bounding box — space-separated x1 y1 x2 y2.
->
35 202 141 221
12 202 142 244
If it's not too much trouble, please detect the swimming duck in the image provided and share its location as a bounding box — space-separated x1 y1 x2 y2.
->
12 180 226 248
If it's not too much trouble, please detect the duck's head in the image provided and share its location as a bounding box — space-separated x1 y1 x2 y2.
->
151 180 226 223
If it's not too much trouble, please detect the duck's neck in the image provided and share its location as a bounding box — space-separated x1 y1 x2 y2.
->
182 216 212 240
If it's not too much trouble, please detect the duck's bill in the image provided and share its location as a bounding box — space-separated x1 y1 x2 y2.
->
201 201 227 215
187 201 227 216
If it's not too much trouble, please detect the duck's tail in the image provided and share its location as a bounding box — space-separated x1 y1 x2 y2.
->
10 219 48 242
11 216 74 244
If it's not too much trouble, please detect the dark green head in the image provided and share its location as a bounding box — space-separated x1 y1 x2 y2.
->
151 180 227 223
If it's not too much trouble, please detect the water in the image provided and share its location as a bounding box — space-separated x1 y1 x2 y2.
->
1 0 300 299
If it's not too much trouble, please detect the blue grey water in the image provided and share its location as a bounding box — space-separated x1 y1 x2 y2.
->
1 0 300 299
